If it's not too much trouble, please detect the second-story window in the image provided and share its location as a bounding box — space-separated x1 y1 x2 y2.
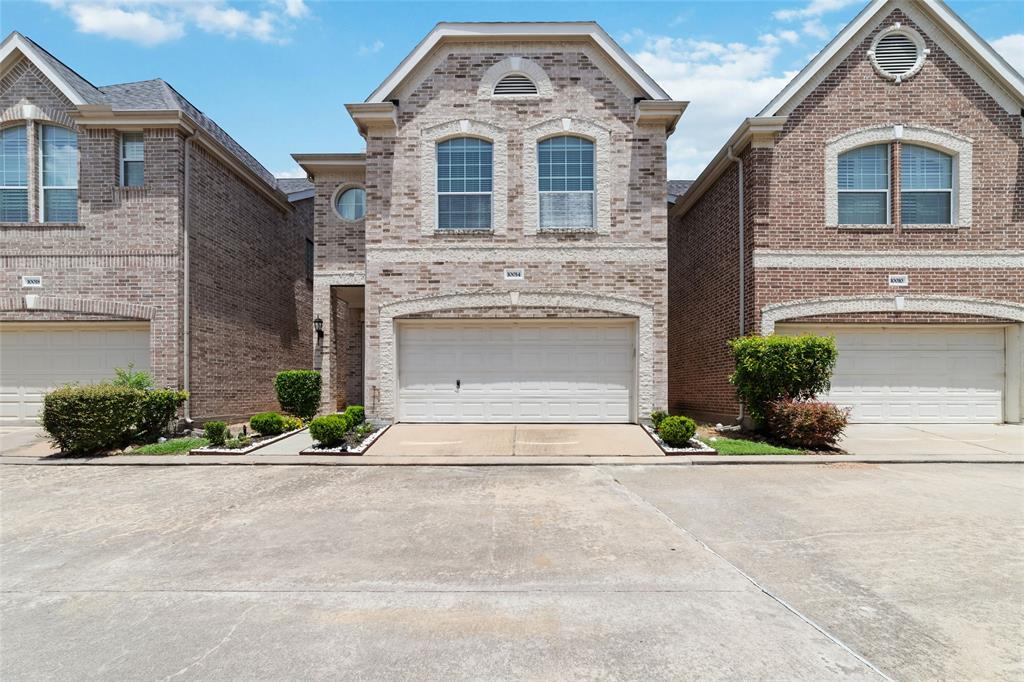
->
837 143 889 225
121 132 144 187
901 144 952 225
335 187 366 221
538 135 595 229
40 124 78 223
437 137 492 230
0 125 28 223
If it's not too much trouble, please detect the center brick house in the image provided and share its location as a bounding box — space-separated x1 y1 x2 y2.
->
296 23 687 423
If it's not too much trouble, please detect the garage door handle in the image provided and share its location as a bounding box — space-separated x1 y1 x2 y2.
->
456 379 461 391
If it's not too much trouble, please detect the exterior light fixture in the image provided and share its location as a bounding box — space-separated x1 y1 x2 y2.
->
314 316 324 336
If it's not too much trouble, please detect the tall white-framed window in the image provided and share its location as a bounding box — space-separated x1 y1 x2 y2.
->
900 144 952 225
538 135 595 229
436 136 492 230
0 124 29 223
39 124 78 223
121 131 144 187
837 143 889 225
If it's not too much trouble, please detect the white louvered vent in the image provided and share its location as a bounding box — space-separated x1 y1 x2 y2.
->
874 32 919 77
494 74 538 96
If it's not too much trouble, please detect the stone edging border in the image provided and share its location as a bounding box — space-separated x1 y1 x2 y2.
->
299 425 390 456
190 427 308 456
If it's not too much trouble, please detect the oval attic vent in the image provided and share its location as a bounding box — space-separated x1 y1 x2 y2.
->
494 74 538 96
874 32 920 77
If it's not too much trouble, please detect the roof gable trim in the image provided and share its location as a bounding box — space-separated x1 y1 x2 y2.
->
0 32 87 106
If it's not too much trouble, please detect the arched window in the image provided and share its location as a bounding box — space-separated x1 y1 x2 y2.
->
837 143 889 225
900 144 952 224
0 125 28 223
538 135 594 229
335 186 366 221
493 74 538 96
40 124 78 223
436 137 492 230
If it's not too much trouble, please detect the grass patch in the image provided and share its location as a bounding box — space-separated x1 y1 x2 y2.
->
129 437 208 455
706 436 802 456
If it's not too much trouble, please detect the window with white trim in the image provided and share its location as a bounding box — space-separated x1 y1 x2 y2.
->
335 187 365 221
436 137 492 230
900 144 952 224
538 135 594 229
0 124 28 223
39 124 77 223
121 131 144 187
837 143 889 225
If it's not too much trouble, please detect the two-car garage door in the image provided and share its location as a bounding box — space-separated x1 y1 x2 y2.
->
398 320 635 423
777 325 1007 423
0 323 151 426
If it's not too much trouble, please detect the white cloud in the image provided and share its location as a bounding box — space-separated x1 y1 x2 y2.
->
274 166 306 179
991 34 1024 75
43 0 310 46
630 33 797 179
358 40 384 57
801 19 830 40
774 0 860 21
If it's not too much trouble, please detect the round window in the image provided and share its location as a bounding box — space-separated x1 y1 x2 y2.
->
335 187 365 220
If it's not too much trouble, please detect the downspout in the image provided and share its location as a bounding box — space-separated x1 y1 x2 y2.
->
182 130 197 422
726 144 745 422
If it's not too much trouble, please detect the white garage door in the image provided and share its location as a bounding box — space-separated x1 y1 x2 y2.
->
0 323 151 426
777 325 1005 423
398 320 635 423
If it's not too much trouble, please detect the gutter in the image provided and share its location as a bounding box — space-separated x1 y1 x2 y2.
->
182 130 197 422
726 144 745 422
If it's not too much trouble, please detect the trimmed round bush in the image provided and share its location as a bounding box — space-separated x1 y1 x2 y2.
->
657 415 697 448
138 389 188 440
41 384 144 455
274 370 322 421
249 411 287 437
204 421 228 446
344 405 365 426
309 413 351 447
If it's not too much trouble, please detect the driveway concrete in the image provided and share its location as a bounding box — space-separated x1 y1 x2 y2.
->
840 423 1023 455
367 423 665 457
0 427 56 457
2 464 1020 680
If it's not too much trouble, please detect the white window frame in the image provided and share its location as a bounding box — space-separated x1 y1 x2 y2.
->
435 136 493 231
899 143 955 226
836 143 891 226
120 131 144 188
38 123 78 224
0 122 30 223
536 135 596 230
333 184 366 222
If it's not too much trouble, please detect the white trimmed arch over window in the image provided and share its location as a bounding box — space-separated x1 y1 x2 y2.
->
477 56 553 100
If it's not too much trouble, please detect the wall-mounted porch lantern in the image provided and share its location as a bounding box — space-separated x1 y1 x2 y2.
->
314 316 324 337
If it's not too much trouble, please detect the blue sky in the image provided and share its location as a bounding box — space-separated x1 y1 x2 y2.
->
4 0 1022 180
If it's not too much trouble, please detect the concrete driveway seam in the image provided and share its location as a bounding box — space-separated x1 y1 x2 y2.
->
596 466 894 682
903 425 1009 455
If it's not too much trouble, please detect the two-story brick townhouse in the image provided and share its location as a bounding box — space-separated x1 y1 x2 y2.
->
669 0 1023 426
0 32 313 425
295 23 687 423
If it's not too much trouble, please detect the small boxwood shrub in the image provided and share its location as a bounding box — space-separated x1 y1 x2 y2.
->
274 370 322 421
765 399 850 449
41 384 144 455
649 410 668 429
309 413 350 447
204 421 228 446
658 415 697 448
728 335 838 425
250 411 287 437
282 415 303 431
138 389 188 440
344 405 365 426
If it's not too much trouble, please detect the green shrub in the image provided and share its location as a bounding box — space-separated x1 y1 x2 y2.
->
649 410 668 429
204 421 228 446
765 399 850 449
111 363 154 390
728 335 838 425
344 405 365 426
41 384 144 455
309 413 351 447
138 389 188 441
658 415 697 448
249 411 287 437
282 415 303 431
274 370 322 421
224 433 252 450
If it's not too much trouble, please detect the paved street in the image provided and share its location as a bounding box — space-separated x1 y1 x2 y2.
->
1 463 1021 680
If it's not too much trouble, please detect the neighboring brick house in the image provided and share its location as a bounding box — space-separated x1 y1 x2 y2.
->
295 23 687 423
669 0 1023 425
0 32 313 425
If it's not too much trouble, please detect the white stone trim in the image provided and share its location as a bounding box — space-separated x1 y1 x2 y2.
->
330 183 366 222
376 291 655 421
477 56 553 100
753 250 1023 269
824 124 972 228
761 295 1024 334
419 119 507 236
868 23 928 83
0 34 87 105
366 244 664 263
522 118 612 236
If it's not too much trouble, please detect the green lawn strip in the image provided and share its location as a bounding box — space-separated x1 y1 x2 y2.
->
128 437 208 455
705 436 803 456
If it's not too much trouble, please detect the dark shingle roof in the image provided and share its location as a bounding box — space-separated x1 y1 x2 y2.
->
667 180 694 201
21 34 278 192
276 177 313 195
